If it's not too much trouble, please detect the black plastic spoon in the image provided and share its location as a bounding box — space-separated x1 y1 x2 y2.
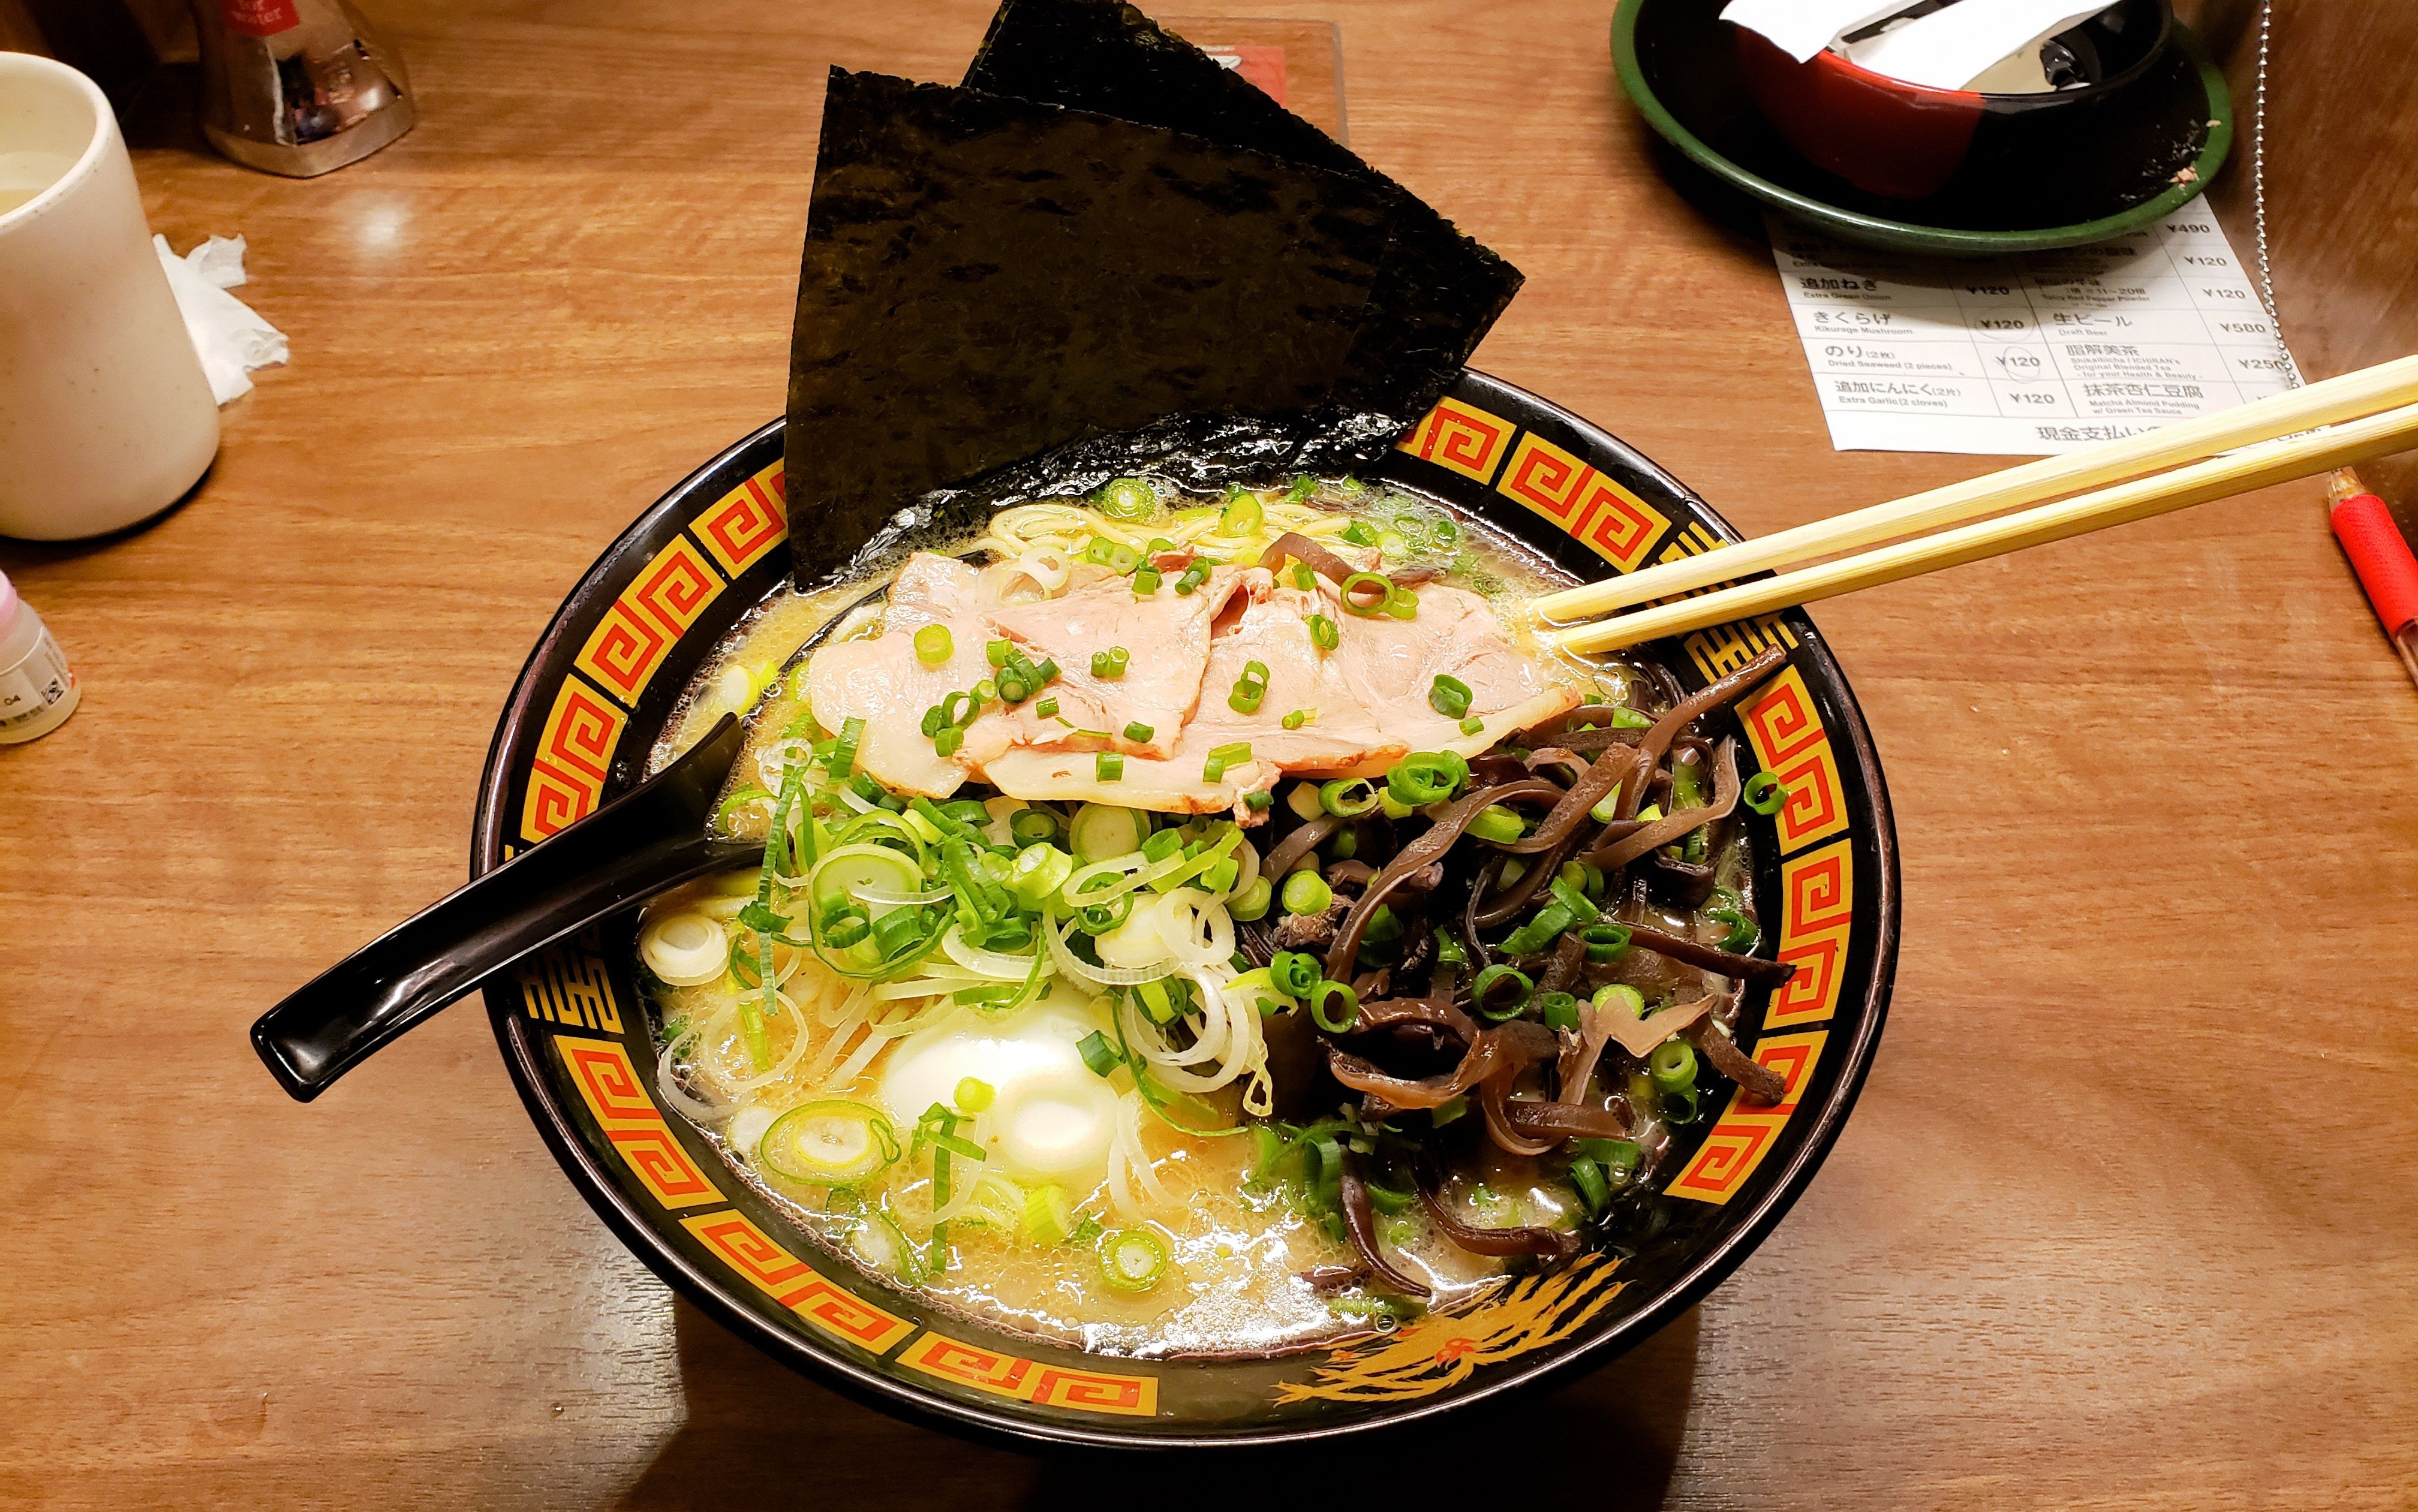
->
251 712 757 1101
254 586 888 1101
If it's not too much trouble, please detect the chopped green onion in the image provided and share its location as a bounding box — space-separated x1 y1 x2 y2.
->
1705 906 1760 953
1650 1039 1698 1093
713 785 772 832
1243 789 1273 813
1427 674 1473 719
1386 752 1461 807
985 638 1011 668
828 716 865 776
933 726 964 758
1008 843 1073 908
1021 1185 1076 1245
1174 563 1210 595
1123 720 1154 743
1095 477 1159 522
1096 1227 1171 1292
1592 983 1646 1016
1280 871 1332 915
1537 990 1581 1032
1289 563 1316 591
1202 740 1251 783
1096 752 1124 782
873 908 931 959
1230 875 1273 921
1069 803 1146 863
1092 646 1130 680
1579 922 1632 963
1307 614 1339 650
954 1077 995 1113
1613 706 1653 730
759 1100 900 1186
1471 965 1532 1021
1458 716 1485 736
1009 808 1058 845
1340 521 1377 547
1309 978 1360 1033
1339 571 1395 616
1268 951 1321 998
1077 1029 1121 1079
1381 586 1421 620
1500 903 1576 957
1434 929 1469 968
1141 828 1184 864
973 678 998 702
1319 778 1378 818
1743 771 1787 815
1281 708 1310 730
1568 1156 1611 1215
1547 875 1600 924
1467 805 1525 844
1034 696 1059 719
1219 493 1265 534
914 625 954 665
1131 567 1162 595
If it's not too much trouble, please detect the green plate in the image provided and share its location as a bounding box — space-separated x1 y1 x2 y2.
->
1612 0 2233 256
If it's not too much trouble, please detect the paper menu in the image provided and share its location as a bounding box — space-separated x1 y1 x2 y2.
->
1769 212 2299 455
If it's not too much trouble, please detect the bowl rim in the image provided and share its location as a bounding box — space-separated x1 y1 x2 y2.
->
1613 0 2230 255
469 374 1902 1449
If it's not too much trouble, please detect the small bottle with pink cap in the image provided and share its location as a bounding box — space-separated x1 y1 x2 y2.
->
0 570 79 744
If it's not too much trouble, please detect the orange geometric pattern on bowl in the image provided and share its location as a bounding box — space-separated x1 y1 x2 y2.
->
554 1035 721 1209
1740 667 1850 855
1494 431 1673 575
1668 1029 1832 1204
520 674 627 843
1396 396 1514 484
679 1210 917 1354
1770 840 1853 1028
692 459 788 579
898 1332 1159 1418
573 534 726 704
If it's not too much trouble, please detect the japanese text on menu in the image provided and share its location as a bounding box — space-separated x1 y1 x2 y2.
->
1770 212 2297 454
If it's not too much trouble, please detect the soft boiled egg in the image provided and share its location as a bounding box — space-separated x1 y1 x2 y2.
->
873 982 1121 1189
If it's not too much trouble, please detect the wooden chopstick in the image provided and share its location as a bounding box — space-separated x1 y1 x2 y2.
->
1534 354 2418 624
1550 398 2418 655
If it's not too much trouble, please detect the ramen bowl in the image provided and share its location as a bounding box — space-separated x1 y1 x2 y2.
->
474 372 1899 1448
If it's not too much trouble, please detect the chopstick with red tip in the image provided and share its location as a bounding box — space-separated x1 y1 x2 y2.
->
2326 468 2418 689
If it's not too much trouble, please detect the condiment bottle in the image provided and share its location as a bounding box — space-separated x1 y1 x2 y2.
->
0 570 80 744
2327 469 2418 692
191 0 417 178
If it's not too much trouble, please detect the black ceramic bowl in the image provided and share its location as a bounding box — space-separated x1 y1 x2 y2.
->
471 373 1900 1448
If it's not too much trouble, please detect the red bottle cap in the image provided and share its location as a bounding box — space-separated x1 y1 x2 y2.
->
2329 493 2418 634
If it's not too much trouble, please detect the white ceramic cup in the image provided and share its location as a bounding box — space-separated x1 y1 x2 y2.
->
0 53 219 541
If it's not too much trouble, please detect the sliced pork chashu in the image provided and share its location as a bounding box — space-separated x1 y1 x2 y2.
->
805 552 1253 797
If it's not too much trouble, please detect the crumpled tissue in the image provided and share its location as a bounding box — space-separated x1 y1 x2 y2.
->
153 234 288 405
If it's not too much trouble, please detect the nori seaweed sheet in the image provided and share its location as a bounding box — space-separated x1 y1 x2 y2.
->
788 67 1405 585
964 0 1523 461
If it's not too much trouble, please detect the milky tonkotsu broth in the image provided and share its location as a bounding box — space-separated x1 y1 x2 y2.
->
638 477 1756 1356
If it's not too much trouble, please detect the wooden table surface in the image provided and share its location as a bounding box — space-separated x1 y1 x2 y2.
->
5 2 2414 1506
